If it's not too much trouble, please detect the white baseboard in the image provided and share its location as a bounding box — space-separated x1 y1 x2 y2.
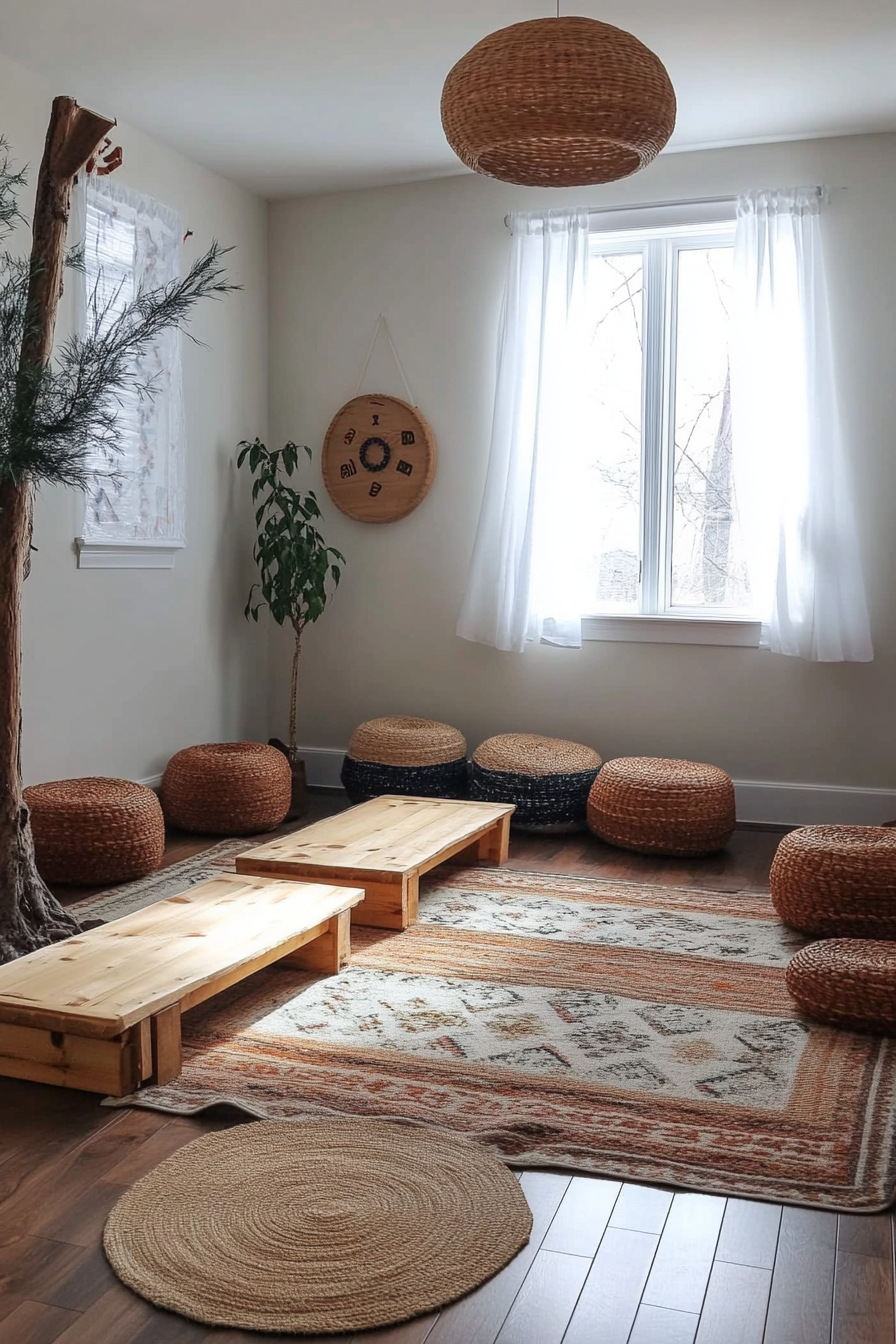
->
295 747 896 828
138 751 896 828
732 780 896 827
296 748 347 790
137 754 347 793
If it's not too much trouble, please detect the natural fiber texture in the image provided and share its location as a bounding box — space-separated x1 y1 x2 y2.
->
348 716 467 767
587 757 736 856
471 734 601 832
341 755 469 805
103 1119 531 1333
441 17 676 188
473 734 600 778
24 777 164 885
770 825 896 937
160 742 291 836
786 939 896 1034
106 859 896 1211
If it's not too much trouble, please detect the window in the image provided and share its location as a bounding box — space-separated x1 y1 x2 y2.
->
582 220 751 623
460 194 870 658
77 177 185 568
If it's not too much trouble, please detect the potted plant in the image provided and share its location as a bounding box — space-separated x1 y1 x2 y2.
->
237 438 345 818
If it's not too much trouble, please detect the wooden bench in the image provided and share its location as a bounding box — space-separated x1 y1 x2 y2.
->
236 795 515 931
0 873 364 1096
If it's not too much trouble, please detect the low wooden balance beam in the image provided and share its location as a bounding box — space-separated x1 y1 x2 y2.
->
237 795 515 931
0 873 364 1096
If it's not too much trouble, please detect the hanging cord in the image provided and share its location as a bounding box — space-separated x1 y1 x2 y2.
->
353 313 416 406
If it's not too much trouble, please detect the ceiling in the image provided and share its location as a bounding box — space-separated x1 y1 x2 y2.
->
2 0 895 199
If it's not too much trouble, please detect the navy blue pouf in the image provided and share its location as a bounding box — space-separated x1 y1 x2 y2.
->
341 716 468 804
341 755 469 804
470 734 601 833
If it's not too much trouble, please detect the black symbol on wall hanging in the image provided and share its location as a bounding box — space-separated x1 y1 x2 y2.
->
359 437 391 472
369 482 382 497
372 414 380 426
401 430 416 446
340 459 357 480
396 459 414 477
343 428 356 445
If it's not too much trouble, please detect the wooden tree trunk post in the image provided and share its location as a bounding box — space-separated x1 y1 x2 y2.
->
0 97 116 963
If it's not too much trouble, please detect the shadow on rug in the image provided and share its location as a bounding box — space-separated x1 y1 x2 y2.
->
87 856 896 1212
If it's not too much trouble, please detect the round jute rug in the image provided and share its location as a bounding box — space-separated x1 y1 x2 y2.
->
103 1118 532 1334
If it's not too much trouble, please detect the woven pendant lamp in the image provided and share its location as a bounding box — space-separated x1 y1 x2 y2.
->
440 15 676 188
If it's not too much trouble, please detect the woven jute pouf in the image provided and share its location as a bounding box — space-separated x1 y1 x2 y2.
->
103 1119 532 1334
770 825 896 937
160 742 291 835
587 757 736 856
786 939 896 1034
341 716 468 803
470 734 602 833
24 777 164 885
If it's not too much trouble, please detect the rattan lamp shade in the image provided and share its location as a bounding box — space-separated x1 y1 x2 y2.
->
441 17 676 188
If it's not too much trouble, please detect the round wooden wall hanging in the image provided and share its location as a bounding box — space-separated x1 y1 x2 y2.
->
322 394 436 524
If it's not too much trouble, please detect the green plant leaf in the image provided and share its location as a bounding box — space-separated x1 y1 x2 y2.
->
239 439 345 662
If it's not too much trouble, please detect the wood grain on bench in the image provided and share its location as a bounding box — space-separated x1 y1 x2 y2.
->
237 795 514 930
0 873 364 1095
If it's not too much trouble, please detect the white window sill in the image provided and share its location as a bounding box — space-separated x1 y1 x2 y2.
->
582 614 762 646
75 540 184 570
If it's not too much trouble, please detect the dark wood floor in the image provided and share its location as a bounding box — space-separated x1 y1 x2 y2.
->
0 799 892 1344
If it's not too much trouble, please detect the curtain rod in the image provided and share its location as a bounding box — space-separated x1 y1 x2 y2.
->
503 194 735 228
502 187 835 229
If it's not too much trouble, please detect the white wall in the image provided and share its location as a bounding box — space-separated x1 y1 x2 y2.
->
0 52 269 786
268 133 896 805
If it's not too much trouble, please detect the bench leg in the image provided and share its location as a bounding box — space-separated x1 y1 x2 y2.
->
450 838 483 864
0 1022 144 1096
352 876 418 930
150 1004 182 1085
136 1017 153 1081
285 910 352 974
449 820 512 866
480 815 511 865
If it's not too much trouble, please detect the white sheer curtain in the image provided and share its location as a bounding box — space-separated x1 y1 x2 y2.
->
456 209 591 651
731 187 872 661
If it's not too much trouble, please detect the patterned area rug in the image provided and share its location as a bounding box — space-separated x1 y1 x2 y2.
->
90 853 896 1211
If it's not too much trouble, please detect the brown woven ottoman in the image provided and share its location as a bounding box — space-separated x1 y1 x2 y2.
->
470 734 602 832
25 777 165 885
341 717 468 803
586 757 736 856
770 825 896 937
786 940 896 1034
161 743 291 835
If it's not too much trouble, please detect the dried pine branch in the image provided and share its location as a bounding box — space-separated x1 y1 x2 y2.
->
0 152 239 496
0 141 25 239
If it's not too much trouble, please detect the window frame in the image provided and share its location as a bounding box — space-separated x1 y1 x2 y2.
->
582 215 761 646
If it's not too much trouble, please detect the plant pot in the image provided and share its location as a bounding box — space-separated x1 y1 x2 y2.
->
269 739 309 821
